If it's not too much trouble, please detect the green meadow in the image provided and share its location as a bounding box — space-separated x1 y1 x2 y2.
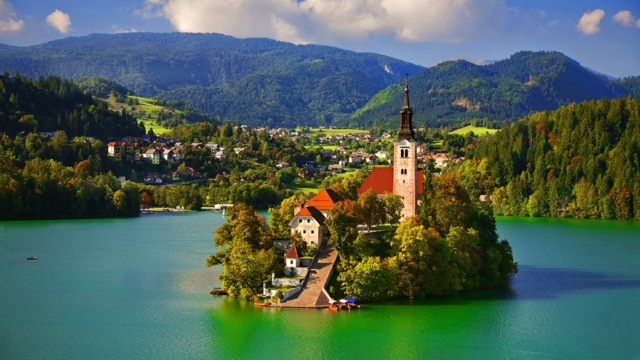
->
449 125 498 136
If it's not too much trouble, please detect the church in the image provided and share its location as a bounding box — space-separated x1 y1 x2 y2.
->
358 80 423 219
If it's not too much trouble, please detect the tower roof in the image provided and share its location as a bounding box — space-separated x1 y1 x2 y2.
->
285 244 299 259
396 79 415 141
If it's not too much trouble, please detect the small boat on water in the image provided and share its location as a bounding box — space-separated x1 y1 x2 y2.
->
254 301 270 307
328 301 340 313
210 287 228 295
338 297 361 310
27 256 37 261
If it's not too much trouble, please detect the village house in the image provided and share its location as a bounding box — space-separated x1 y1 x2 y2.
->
107 141 140 162
289 188 343 247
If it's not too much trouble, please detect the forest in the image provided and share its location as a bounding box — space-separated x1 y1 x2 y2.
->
458 97 640 220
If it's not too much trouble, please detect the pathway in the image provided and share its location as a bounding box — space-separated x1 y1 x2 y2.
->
277 245 337 309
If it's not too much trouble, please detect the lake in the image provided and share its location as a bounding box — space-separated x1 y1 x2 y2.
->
1 213 639 359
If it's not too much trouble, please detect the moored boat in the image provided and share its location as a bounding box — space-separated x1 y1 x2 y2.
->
210 287 228 295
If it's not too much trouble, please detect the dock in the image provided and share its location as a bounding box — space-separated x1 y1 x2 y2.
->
276 245 338 309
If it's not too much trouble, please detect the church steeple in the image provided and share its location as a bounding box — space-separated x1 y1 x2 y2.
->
397 79 415 141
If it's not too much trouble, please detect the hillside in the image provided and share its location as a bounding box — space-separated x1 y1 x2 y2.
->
0 74 143 138
353 51 638 129
459 97 640 220
0 32 422 128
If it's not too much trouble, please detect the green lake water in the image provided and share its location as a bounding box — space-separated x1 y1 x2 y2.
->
1 212 639 359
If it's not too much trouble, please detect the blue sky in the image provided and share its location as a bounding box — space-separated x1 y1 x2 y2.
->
1 0 638 77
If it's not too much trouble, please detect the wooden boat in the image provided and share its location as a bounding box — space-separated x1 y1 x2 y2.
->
254 301 271 307
210 287 228 295
328 302 340 313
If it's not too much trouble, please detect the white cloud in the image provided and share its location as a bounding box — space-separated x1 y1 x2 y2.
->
141 0 508 44
613 10 634 26
0 0 24 32
46 9 71 33
111 25 139 34
577 9 605 35
613 10 640 29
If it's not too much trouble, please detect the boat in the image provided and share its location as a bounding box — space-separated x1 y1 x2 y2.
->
254 301 271 307
328 300 340 313
210 287 228 295
26 256 37 261
338 297 361 310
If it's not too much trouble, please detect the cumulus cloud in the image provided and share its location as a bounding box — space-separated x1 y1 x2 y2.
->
613 10 640 28
46 9 71 33
0 0 24 32
577 9 605 35
141 0 508 44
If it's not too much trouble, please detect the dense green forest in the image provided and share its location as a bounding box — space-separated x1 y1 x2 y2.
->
353 51 639 129
458 97 640 220
0 32 421 128
0 73 144 138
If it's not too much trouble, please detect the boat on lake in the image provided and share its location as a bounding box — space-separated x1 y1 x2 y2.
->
26 256 37 261
210 287 228 295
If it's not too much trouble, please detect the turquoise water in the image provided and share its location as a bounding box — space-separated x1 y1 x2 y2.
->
1 213 639 359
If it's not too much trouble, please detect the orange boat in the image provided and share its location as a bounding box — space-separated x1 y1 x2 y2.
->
328 300 340 312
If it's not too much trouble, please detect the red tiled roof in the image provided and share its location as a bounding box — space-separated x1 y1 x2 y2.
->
294 206 326 225
285 244 299 259
357 167 424 195
306 188 343 211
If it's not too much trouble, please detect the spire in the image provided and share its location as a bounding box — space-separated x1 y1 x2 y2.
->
403 79 410 108
397 79 415 141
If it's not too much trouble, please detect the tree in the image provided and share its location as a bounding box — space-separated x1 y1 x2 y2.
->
383 192 404 225
337 256 397 302
326 201 359 258
218 241 279 300
353 188 385 231
268 193 309 238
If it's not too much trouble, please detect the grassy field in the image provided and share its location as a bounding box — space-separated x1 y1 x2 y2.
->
305 128 368 136
288 179 321 194
304 145 339 150
104 95 173 135
450 125 498 136
128 96 175 135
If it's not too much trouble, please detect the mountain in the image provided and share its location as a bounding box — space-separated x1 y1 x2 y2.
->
0 32 422 128
352 51 638 129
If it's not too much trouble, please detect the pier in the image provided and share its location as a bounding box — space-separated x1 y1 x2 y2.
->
276 245 338 309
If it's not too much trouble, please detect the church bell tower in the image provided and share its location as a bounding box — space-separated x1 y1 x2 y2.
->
393 80 418 219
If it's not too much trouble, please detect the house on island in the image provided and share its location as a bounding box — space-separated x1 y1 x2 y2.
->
288 188 343 247
358 80 423 220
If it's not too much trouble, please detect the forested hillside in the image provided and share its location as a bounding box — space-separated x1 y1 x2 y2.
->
353 51 638 129
0 73 144 138
458 97 640 220
0 32 421 128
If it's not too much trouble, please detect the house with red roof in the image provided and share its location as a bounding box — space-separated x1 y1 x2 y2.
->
289 188 344 247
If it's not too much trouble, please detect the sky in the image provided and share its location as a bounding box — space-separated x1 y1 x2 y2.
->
0 0 638 78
